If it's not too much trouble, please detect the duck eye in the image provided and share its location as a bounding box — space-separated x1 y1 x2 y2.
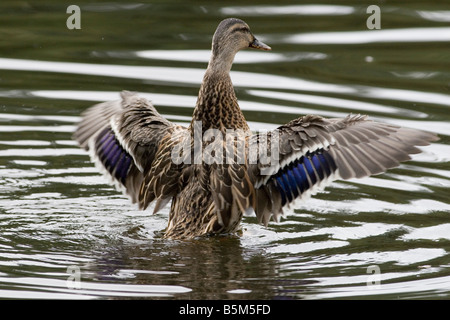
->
231 26 250 34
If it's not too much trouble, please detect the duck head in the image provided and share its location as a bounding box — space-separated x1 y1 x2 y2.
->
208 18 271 72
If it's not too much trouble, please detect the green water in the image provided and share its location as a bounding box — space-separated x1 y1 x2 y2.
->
0 0 449 299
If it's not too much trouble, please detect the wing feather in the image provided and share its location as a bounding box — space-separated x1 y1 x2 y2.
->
74 91 187 208
248 114 439 225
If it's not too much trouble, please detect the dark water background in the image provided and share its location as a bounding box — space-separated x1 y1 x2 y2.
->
0 0 449 299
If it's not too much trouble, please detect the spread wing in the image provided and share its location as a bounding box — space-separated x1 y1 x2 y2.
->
73 91 187 210
248 114 439 225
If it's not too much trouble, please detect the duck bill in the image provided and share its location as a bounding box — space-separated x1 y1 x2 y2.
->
249 38 271 51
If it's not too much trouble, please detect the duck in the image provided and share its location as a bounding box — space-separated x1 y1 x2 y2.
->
73 18 439 239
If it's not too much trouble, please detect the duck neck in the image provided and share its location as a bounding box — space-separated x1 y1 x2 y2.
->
191 61 249 133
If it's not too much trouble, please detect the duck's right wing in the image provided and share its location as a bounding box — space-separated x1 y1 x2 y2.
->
247 114 439 225
73 91 188 210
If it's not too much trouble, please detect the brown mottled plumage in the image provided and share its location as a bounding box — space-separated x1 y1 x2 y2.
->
73 18 438 239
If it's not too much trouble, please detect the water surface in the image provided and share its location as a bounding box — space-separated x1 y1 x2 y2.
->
0 1 449 299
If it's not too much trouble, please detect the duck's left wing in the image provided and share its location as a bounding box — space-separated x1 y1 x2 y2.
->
248 114 438 225
73 91 185 207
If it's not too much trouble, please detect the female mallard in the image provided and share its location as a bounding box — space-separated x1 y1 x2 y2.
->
74 18 438 239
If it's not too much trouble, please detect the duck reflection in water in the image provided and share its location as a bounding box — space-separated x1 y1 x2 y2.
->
90 234 314 299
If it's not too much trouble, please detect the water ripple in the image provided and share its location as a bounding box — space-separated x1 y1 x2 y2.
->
221 5 355 16
0 276 191 299
272 27 450 44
